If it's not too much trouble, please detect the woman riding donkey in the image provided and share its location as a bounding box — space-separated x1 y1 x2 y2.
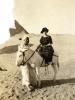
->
37 27 54 66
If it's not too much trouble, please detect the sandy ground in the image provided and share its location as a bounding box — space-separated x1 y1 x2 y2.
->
0 32 75 100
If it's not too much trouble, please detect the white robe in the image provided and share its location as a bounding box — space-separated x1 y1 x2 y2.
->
20 65 37 87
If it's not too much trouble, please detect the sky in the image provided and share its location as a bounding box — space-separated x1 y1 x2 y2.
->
14 0 75 34
0 0 14 44
0 0 75 44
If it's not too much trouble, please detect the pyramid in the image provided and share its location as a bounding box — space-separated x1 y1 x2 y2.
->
9 20 29 37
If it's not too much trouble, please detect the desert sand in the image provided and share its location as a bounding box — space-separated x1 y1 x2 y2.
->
0 32 75 100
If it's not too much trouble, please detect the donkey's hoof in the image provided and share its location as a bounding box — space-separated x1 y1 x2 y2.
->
28 85 34 92
53 79 56 83
37 81 41 88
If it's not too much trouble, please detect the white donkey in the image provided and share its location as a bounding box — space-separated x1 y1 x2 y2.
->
16 44 59 91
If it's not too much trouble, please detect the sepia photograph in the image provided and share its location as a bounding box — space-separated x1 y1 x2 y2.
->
0 0 75 100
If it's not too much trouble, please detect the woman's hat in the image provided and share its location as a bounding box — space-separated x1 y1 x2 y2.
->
41 27 49 33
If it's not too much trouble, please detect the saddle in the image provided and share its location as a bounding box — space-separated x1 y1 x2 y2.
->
38 45 54 64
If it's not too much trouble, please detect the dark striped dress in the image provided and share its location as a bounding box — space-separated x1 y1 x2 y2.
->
39 35 54 64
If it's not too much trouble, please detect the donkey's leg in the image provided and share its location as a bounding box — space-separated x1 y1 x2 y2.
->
35 67 41 87
57 59 60 70
51 63 58 81
20 65 34 91
45 65 49 74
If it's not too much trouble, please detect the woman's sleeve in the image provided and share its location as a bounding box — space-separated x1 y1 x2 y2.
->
40 36 43 44
49 36 53 44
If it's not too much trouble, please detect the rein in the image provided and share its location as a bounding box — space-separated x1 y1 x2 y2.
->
22 49 44 67
22 50 36 65
21 44 41 65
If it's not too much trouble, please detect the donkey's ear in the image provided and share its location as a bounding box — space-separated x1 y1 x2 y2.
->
19 38 22 40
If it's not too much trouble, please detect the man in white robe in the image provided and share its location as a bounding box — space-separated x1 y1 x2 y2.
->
16 36 37 91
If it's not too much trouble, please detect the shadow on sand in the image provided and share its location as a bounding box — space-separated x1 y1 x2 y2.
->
41 78 75 88
0 45 18 54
